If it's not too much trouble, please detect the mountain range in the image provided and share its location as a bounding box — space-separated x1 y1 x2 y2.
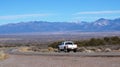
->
0 18 120 34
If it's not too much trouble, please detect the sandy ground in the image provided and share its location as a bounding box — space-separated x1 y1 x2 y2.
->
0 55 120 67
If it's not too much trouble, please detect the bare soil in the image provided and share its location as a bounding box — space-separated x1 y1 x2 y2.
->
0 55 120 67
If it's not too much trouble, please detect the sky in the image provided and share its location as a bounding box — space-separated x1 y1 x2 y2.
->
0 0 120 25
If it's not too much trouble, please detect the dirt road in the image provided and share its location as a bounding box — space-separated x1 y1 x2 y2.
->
0 54 120 67
1 48 120 67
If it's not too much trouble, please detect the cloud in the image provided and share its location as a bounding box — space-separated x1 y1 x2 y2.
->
0 13 53 20
75 10 120 15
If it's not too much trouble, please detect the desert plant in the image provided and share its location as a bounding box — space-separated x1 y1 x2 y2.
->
110 36 120 44
48 41 63 48
48 47 54 51
18 47 31 52
0 51 9 60
88 38 105 46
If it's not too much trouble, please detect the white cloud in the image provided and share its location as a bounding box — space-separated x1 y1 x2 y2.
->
75 10 120 15
0 13 53 20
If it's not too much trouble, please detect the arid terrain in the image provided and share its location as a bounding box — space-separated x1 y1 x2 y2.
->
0 32 120 67
1 0 120 66
0 54 120 67
0 32 120 48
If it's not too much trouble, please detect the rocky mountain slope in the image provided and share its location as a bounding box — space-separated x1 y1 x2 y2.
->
0 18 120 34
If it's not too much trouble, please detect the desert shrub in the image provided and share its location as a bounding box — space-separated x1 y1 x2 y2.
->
104 36 120 45
110 36 120 41
48 41 63 48
88 38 105 46
30 46 41 52
0 51 9 60
110 36 120 44
104 37 110 42
18 47 31 52
48 36 120 48
79 36 120 47
40 49 49 52
48 47 54 51
75 40 89 46
75 38 105 47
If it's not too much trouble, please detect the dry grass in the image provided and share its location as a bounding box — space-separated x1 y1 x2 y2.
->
18 47 31 52
0 51 9 60
40 49 49 52
40 47 55 52
18 47 55 52
48 47 54 51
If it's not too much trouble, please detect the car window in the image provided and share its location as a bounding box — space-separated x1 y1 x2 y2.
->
65 42 73 45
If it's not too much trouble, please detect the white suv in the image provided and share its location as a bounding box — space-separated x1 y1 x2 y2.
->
58 41 77 52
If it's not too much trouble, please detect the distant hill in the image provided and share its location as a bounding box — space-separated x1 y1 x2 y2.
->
0 18 120 34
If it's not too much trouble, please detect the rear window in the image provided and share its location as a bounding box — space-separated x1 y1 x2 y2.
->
65 42 73 45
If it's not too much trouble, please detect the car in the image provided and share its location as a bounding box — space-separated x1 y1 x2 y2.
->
58 41 77 52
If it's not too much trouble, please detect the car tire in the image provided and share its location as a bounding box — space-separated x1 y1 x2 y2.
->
67 49 70 52
73 49 77 52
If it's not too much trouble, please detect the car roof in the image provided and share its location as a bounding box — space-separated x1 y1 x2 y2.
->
64 41 73 43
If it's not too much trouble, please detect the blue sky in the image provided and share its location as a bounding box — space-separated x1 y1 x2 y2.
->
0 0 120 25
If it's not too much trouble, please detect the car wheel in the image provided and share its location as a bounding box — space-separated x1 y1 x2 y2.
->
67 49 70 52
73 49 77 52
